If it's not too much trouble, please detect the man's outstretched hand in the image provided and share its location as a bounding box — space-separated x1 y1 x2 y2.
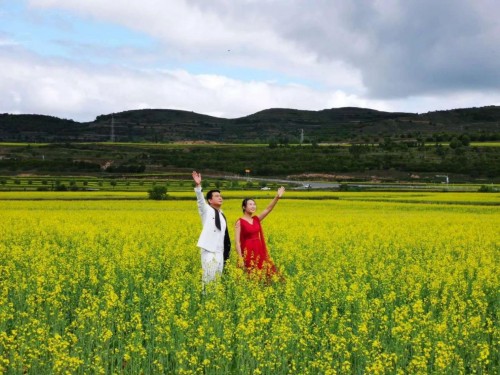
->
192 171 202 186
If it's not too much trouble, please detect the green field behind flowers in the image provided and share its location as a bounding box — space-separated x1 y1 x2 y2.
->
0 192 498 374
1 190 499 205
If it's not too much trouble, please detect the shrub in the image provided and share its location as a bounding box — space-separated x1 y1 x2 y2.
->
148 186 168 200
55 184 68 191
449 137 462 149
478 185 496 192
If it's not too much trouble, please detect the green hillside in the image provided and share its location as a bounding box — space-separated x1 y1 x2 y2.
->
1 141 498 182
1 106 499 143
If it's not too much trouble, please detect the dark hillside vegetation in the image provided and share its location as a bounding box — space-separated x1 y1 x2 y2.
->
0 142 498 182
1 106 499 143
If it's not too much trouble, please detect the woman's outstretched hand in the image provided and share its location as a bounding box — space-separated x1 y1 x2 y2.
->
277 186 285 198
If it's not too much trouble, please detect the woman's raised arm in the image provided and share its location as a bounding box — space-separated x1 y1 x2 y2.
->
257 186 285 222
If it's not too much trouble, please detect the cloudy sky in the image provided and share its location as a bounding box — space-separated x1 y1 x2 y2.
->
1 0 500 122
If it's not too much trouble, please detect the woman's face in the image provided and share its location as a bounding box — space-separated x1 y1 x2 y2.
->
244 200 256 214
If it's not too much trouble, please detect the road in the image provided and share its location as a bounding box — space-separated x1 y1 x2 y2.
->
225 175 339 189
222 175 479 191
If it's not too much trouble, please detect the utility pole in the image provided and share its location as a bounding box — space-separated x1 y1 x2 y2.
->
436 175 449 184
300 129 304 145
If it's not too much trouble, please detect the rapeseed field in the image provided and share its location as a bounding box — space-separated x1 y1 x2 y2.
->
0 197 498 374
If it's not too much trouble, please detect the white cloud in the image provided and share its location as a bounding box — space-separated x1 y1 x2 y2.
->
2 0 498 121
27 0 365 92
0 48 378 121
27 0 500 97
0 38 19 47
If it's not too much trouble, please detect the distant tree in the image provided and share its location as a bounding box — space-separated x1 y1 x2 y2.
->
202 180 210 189
69 180 78 191
349 144 369 158
435 144 447 158
110 180 117 189
148 186 168 200
380 137 395 151
339 183 349 191
459 134 471 147
55 183 68 191
478 185 496 192
416 136 425 149
449 137 462 149
279 137 290 147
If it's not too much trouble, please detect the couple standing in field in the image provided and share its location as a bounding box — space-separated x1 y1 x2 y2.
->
192 171 285 285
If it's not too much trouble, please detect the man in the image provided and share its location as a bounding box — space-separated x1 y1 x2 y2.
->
192 171 231 284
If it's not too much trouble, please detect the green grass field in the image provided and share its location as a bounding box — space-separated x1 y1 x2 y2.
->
1 190 499 207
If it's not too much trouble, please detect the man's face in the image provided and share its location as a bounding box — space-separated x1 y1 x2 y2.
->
209 192 223 207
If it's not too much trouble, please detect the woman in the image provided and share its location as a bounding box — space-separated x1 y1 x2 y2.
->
235 186 285 279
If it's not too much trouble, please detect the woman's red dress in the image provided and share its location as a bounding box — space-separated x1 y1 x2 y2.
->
238 216 277 277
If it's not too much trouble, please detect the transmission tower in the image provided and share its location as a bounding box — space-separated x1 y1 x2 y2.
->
436 175 449 184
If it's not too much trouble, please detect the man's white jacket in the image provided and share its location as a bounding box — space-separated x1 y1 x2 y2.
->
195 187 226 253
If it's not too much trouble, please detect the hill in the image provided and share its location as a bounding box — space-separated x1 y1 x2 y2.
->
1 106 500 143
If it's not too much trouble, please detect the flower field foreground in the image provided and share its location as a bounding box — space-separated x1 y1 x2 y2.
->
0 198 498 374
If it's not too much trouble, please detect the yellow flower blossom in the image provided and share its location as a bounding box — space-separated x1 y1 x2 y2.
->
0 195 497 373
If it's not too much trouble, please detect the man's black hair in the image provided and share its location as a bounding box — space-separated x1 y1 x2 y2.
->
206 189 221 201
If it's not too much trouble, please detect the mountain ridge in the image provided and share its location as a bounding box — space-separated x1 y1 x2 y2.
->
1 105 499 143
